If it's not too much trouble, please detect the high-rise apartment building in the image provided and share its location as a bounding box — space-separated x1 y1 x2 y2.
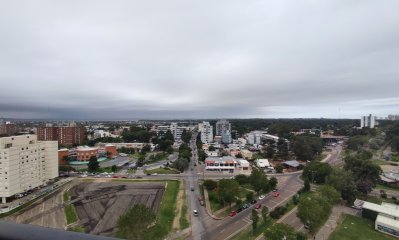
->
200 122 213 144
0 120 19 136
216 120 232 144
0 135 58 203
36 126 85 146
360 114 376 128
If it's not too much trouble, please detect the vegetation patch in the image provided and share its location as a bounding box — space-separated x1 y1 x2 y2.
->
144 167 180 174
64 204 78 224
329 214 396 240
179 190 189 230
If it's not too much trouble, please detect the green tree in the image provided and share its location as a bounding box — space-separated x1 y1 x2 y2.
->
264 223 296 240
303 178 310 192
246 192 254 202
218 179 239 207
326 168 356 203
302 161 332 184
269 177 278 190
181 129 192 144
319 185 340 204
265 146 275 158
251 209 259 232
292 135 322 161
249 168 269 194
111 165 117 173
116 204 155 240
297 193 332 233
261 206 269 223
172 159 189 172
203 180 218 191
275 164 284 173
164 130 175 142
234 174 249 185
88 156 99 172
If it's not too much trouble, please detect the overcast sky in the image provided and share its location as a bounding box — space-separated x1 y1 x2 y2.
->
1 0 398 120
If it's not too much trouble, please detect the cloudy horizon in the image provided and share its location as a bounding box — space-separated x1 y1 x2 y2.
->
1 1 398 120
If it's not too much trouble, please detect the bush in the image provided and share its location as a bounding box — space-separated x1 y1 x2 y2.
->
270 206 288 219
203 180 218 191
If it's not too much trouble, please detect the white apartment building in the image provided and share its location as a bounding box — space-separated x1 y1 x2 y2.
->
0 135 58 203
156 123 189 141
361 114 376 128
200 121 213 144
216 120 232 144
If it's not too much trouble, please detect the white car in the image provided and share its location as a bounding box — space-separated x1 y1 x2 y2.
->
193 210 198 216
258 195 265 200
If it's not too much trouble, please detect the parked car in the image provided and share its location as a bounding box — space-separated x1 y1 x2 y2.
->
250 199 257 204
255 204 261 209
273 192 280 197
191 186 194 191
193 210 198 216
258 195 265 200
272 189 278 192
229 210 237 217
243 203 249 209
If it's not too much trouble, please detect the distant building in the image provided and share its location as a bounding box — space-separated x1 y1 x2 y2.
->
255 159 270 168
156 123 189 141
387 115 399 121
205 156 250 173
76 146 99 162
360 114 376 128
0 120 19 136
58 148 69 165
0 135 58 203
200 121 213 144
36 126 85 146
216 120 232 144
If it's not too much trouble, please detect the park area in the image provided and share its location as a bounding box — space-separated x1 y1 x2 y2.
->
329 214 396 240
68 181 166 236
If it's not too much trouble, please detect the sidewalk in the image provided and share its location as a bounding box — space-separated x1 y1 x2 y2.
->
314 205 359 240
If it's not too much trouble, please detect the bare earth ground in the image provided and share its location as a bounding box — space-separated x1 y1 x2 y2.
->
69 181 165 237
5 189 66 229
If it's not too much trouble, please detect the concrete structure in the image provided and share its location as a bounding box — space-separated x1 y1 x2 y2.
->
205 156 250 173
200 121 213 144
361 114 376 128
255 159 270 168
104 144 117 158
0 120 19 136
362 201 399 238
93 130 118 139
216 120 232 144
0 135 58 203
36 126 85 146
240 149 253 159
58 148 69 165
156 123 189 141
247 131 267 145
76 146 99 162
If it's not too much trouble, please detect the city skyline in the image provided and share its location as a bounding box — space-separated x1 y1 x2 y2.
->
1 1 399 119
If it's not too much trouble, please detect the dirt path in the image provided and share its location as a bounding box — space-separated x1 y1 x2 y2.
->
172 180 184 230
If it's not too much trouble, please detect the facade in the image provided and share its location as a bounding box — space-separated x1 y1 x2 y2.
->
76 146 99 162
205 156 250 173
58 148 69 165
36 126 85 146
200 121 213 144
0 121 19 137
156 123 189 141
104 144 118 158
360 114 376 128
0 135 58 203
216 120 232 144
255 159 270 168
362 201 399 238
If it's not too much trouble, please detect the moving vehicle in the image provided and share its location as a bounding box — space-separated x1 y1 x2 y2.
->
193 210 198 216
191 186 194 191
255 204 261 209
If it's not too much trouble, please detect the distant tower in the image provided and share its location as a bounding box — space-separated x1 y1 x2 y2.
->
360 114 376 128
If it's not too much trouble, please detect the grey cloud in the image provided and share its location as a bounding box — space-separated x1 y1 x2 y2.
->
0 0 399 119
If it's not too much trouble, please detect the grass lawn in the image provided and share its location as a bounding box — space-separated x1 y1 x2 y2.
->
231 219 274 240
64 204 77 224
146 180 180 240
179 189 189 230
376 184 399 191
144 168 180 174
329 214 396 240
63 191 69 202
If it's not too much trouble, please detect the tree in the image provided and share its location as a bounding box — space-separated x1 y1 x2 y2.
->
264 223 296 240
116 204 155 240
172 159 189 172
235 152 243 158
292 135 322 161
111 165 117 173
164 130 174 142
246 192 255 202
181 129 192 144
326 168 356 203
269 177 278 190
251 209 259 232
265 146 275 158
302 161 332 184
261 206 269 223
275 165 284 173
234 174 249 185
88 156 100 172
303 178 310 192
249 168 269 194
319 185 340 204
218 179 239 207
209 145 216 151
297 193 332 233
203 180 218 191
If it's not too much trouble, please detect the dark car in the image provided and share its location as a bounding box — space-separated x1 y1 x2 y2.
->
250 199 257 204
243 204 249 209
237 207 243 213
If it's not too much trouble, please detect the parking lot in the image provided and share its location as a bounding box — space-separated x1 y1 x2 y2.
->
69 181 165 236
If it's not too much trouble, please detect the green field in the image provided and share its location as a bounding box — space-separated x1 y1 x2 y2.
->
329 214 396 240
64 204 77 224
179 189 189 230
144 168 180 174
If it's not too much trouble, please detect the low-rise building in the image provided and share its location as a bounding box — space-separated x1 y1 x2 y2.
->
255 159 270 168
240 149 253 159
58 148 69 165
205 156 250 173
76 146 99 162
362 201 399 238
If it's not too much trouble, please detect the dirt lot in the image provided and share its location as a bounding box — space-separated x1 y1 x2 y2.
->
69 181 165 236
5 189 66 229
